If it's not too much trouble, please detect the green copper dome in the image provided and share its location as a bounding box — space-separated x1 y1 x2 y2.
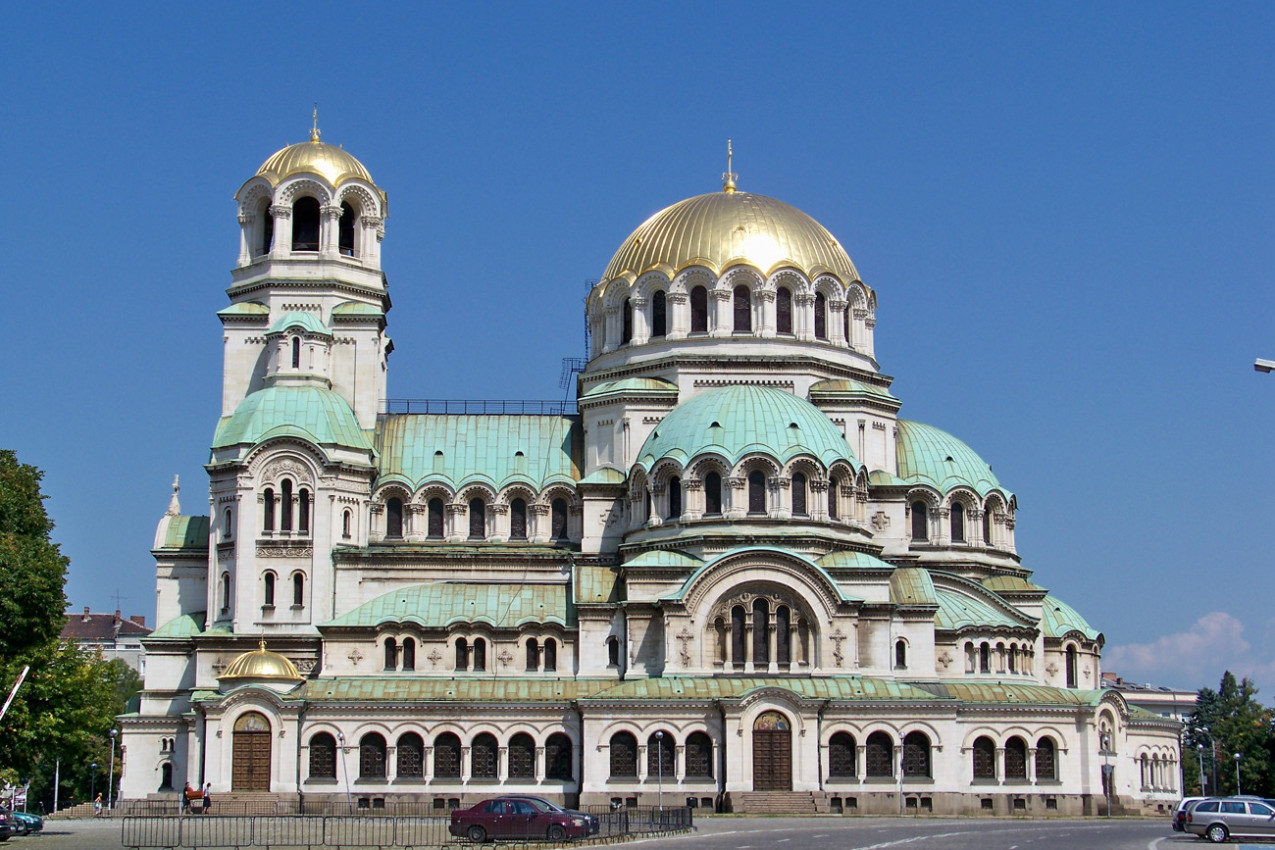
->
213 385 372 452
895 420 1007 497
267 311 331 336
637 385 855 471
1040 594 1101 641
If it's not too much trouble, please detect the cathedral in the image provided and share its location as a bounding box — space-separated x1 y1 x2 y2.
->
119 127 1181 816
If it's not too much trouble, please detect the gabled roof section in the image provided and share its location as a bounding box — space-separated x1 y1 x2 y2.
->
808 378 898 402
1041 594 1101 641
889 567 937 606
816 550 895 571
214 386 372 453
149 612 205 639
579 377 679 402
623 549 703 570
375 415 582 490
324 582 574 630
217 302 269 318
895 419 1008 498
931 573 1037 632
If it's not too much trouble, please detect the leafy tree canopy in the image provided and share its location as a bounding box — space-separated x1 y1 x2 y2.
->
1184 671 1275 797
0 450 70 657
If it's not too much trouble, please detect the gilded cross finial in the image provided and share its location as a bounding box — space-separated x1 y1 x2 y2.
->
310 104 321 143
722 138 737 194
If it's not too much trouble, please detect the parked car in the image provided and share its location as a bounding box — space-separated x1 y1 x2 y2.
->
1185 796 1275 842
0 806 13 841
10 811 42 835
450 796 599 843
1172 797 1205 831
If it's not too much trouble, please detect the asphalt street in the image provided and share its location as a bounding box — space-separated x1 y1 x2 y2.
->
9 816 1244 850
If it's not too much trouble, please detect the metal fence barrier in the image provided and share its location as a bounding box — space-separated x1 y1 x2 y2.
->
122 806 692 849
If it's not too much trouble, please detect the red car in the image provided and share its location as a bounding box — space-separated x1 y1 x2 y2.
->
449 795 599 843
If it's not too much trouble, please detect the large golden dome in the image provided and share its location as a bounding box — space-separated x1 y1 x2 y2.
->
219 640 304 683
601 190 860 284
256 138 375 188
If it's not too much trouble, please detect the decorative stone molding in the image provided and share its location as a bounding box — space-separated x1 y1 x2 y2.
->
257 546 313 558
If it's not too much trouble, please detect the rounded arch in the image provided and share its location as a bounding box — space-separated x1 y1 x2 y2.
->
276 177 333 206
603 278 631 309
413 481 456 505
812 273 846 301
336 183 382 220
682 548 844 624
765 269 811 297
455 481 498 505
634 270 672 301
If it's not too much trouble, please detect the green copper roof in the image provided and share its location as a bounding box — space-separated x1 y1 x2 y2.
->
268 311 331 336
934 582 1033 631
890 567 937 606
669 546 850 603
637 385 856 471
149 612 205 639
301 678 612 703
580 377 679 400
214 386 373 453
583 676 942 703
1040 594 1101 640
575 566 621 604
157 516 209 550
325 582 573 629
816 550 895 571
375 415 582 490
808 378 899 402
331 301 383 317
623 549 703 569
918 681 1099 706
217 302 269 318
895 419 1007 497
982 575 1047 594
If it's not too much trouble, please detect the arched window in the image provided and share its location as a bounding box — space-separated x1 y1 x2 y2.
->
262 488 275 532
791 472 807 516
1005 736 1028 780
1036 737 1057 780
828 476 839 519
648 732 674 777
160 762 174 790
621 298 633 344
748 470 766 514
433 733 462 778
260 200 274 255
704 472 722 515
386 497 403 539
551 498 568 539
471 733 498 779
472 637 487 671
651 291 667 338
983 508 993 546
776 287 793 334
667 476 681 520
263 572 275 607
384 638 397 671
543 638 557 672
291 196 321 252
309 732 336 779
1066 645 1078 688
338 202 356 256
526 638 539 672
733 285 751 332
510 498 528 540
775 605 791 666
298 489 310 534
280 480 293 532
910 501 928 541
951 504 965 542
545 732 573 780
903 731 930 778
223 508 233 540
292 573 303 607
401 637 415 671
731 605 747 667
972 736 996 779
359 733 386 779
342 509 352 539
397 732 423 778
220 573 231 613
291 337 301 369
685 732 713 778
468 498 486 540
427 498 444 539
979 642 990 673
865 732 894 778
690 286 708 333
752 598 770 666
607 636 620 667
609 732 638 778
508 733 535 779
814 292 827 340
895 639 907 669
829 732 856 778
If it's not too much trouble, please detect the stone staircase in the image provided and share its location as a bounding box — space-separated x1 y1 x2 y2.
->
726 791 823 814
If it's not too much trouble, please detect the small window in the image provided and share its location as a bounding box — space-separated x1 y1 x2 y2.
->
814 292 827 340
508 733 535 780
690 286 708 333
747 470 766 514
733 285 752 332
291 336 301 369
951 503 965 542
903 731 930 778
298 489 310 534
260 199 274 255
704 472 722 515
648 732 674 778
776 287 792 334
160 762 173 790
979 642 990 673
1066 645 1078 688
472 637 487 671
359 733 387 779
828 475 839 519
468 498 486 540
510 498 528 540
1005 737 1027 780
910 501 928 541
667 476 682 520
526 638 540 672
972 736 996 779
609 732 638 778
607 636 620 667
651 291 667 338
621 298 633 344
220 573 231 613
396 732 423 778
433 733 461 778
427 498 445 539
543 637 557 671
895 639 907 669
338 202 356 256
545 733 573 780
291 196 321 251
342 509 352 539
551 498 568 540
791 472 807 517
386 497 403 539
384 638 397 671
865 732 893 778
455 638 469 670
401 637 415 671
263 572 275 607
472 733 498 779
224 508 233 540
829 732 856 778
292 573 304 607
262 488 275 532
309 733 337 779
1035 737 1057 781
280 480 294 532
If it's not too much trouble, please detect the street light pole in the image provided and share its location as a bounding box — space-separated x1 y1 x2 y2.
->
1101 734 1112 817
108 729 118 811
337 733 352 814
90 763 97 810
655 731 664 813
1234 753 1242 796
1200 728 1218 795
1196 744 1206 796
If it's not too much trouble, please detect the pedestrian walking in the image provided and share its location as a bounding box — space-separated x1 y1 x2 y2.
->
202 783 211 814
94 794 102 817
181 782 194 814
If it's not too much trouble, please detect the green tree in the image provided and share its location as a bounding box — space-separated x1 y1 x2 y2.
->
0 450 69 657
1185 671 1275 797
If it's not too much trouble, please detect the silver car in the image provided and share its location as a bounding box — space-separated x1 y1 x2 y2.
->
1185 797 1275 842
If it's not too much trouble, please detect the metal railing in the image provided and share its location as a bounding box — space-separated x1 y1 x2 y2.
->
380 399 578 416
122 806 692 848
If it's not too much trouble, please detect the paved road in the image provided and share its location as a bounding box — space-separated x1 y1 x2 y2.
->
11 816 1225 850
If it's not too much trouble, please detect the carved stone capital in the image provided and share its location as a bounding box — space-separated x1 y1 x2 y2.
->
710 289 733 302
270 205 291 220
667 292 688 304
753 290 776 303
630 296 648 309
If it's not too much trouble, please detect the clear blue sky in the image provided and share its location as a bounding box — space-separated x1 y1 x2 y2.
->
2 3 1272 695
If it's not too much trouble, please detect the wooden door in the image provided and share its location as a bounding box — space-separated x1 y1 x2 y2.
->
232 712 272 792
752 712 792 791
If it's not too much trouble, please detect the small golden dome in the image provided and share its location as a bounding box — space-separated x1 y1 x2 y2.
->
256 139 376 188
219 639 304 682
601 191 860 285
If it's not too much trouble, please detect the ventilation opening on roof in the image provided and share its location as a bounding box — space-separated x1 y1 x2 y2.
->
710 422 721 428
945 456 954 462
790 423 799 429
652 431 659 439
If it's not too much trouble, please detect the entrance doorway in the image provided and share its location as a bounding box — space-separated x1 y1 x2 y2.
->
232 712 272 791
752 711 792 791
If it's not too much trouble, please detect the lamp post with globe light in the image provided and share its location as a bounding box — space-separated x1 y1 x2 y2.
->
655 731 664 813
1196 743 1206 796
108 729 118 811
1199 727 1219 794
1234 753 1242 796
90 763 97 809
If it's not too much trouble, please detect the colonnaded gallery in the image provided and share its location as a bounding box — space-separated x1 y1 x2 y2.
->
119 127 1181 815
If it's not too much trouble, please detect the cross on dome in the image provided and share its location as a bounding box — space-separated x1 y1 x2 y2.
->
310 103 321 143
722 138 737 193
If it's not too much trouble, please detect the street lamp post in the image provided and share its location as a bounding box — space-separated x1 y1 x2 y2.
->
1234 753 1242 796
655 731 664 814
1200 728 1218 795
108 729 118 811
1101 734 1112 818
1196 744 1206 796
90 763 97 809
337 733 353 814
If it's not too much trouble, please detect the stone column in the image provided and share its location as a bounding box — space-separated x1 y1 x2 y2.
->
810 479 829 522
362 216 383 267
726 476 747 519
237 212 254 267
631 296 649 344
710 289 732 338
771 476 789 520
320 204 342 259
444 503 466 543
405 504 426 542
755 289 776 338
830 299 848 345
535 746 545 782
667 292 689 340
488 503 508 543
767 614 778 673
795 293 815 341
269 204 292 260
529 503 550 544
603 305 620 352
682 480 703 521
